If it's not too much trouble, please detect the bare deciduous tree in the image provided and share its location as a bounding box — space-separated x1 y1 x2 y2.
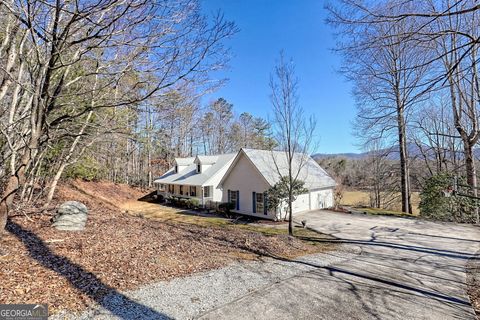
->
269 52 316 236
329 0 432 213
0 0 238 233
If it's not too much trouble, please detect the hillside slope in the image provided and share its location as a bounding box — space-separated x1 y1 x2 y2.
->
1 180 331 315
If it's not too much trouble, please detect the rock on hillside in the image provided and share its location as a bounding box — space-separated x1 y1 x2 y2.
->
52 201 89 231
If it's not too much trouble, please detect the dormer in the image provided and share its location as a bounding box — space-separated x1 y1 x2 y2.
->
173 157 194 173
194 155 218 174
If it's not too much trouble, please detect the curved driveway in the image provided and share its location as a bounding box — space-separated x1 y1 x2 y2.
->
200 211 480 320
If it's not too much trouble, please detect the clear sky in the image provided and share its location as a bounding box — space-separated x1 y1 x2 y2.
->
201 0 358 154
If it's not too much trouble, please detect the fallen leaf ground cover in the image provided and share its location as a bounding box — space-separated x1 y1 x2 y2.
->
0 181 335 315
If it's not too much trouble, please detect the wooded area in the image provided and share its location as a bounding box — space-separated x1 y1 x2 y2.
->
1 0 480 237
0 0 244 233
1 2 480 318
327 0 480 223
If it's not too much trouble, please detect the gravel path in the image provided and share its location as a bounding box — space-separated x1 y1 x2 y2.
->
52 248 354 320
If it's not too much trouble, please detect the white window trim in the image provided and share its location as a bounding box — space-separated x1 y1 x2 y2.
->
230 191 237 202
203 186 212 198
256 193 264 214
190 186 197 197
230 190 238 210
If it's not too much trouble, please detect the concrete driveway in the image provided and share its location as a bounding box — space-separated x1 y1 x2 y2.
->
200 211 480 320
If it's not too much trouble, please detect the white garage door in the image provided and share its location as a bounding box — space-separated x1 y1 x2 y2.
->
310 191 321 210
293 193 310 213
310 189 334 210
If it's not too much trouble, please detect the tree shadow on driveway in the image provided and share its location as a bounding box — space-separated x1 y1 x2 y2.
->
297 236 480 260
6 220 171 319
291 256 471 305
405 231 480 244
287 234 479 309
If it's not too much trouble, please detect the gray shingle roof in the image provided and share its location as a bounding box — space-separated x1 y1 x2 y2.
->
154 153 236 186
195 155 218 165
156 149 335 190
241 149 336 190
175 157 195 166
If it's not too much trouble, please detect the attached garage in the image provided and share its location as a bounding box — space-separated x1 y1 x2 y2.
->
291 188 335 214
309 188 334 210
219 149 337 220
292 193 310 213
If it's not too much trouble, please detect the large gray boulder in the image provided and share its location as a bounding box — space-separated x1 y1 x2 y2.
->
52 201 89 231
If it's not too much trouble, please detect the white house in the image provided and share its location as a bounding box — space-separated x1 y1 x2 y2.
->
154 153 236 205
154 148 336 220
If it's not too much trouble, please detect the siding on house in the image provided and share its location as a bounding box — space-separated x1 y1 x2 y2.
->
221 152 276 219
221 150 336 220
204 160 233 203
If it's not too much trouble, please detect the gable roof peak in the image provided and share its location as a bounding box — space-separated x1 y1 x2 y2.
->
174 157 195 166
236 148 336 190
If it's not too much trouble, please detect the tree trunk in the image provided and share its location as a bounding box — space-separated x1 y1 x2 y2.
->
464 143 479 224
44 162 67 208
288 190 293 236
288 163 294 236
0 132 39 233
0 176 18 233
396 101 412 213
44 109 94 207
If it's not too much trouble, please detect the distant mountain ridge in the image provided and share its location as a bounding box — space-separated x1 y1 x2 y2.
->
313 143 476 161
313 152 368 160
313 145 405 160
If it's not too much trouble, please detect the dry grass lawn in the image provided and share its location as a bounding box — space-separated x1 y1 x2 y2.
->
341 190 421 215
120 200 324 238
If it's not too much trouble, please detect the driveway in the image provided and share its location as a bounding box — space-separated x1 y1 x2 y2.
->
199 211 480 320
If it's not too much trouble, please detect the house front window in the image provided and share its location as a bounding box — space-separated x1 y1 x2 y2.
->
256 193 265 214
168 184 174 193
228 190 239 210
190 186 197 197
203 186 212 198
175 165 178 173
197 164 201 173
179 185 184 195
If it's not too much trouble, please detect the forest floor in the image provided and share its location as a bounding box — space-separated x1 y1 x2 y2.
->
0 180 335 315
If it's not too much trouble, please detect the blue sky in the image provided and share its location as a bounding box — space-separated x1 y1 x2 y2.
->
201 0 358 154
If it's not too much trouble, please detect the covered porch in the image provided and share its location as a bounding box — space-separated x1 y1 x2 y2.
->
155 182 214 207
